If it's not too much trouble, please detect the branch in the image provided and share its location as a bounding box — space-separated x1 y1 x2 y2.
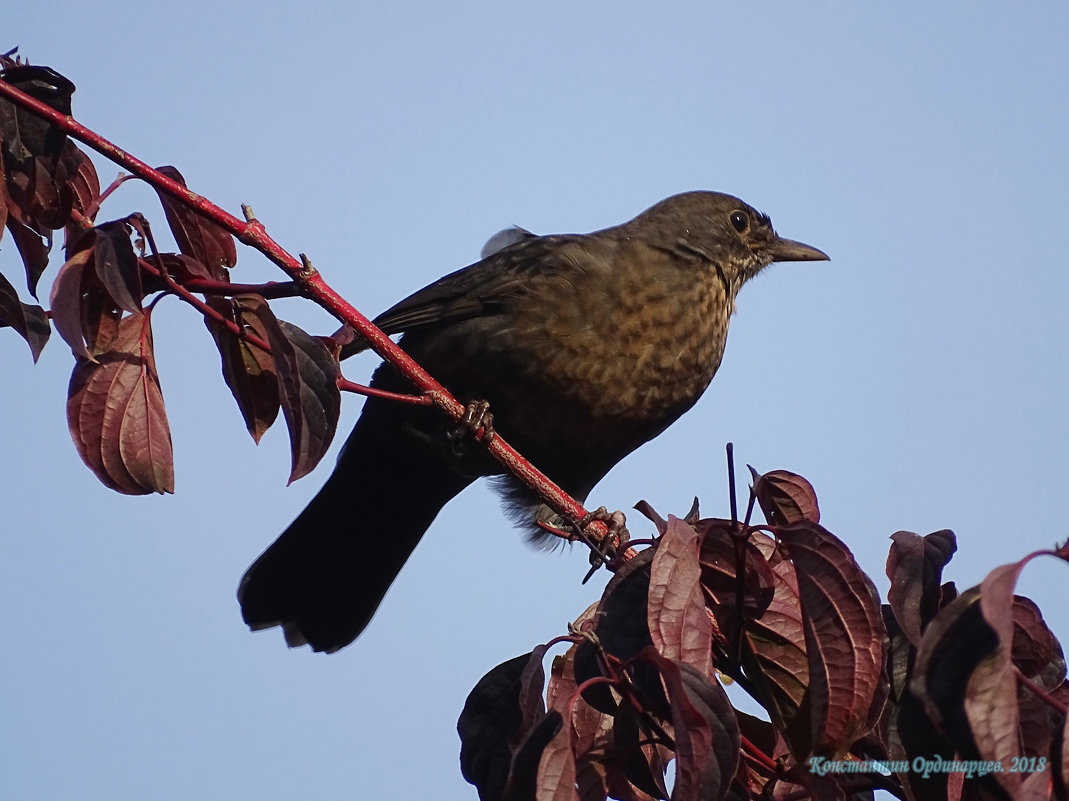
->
0 75 610 543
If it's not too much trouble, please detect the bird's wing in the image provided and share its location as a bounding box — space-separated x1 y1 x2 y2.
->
336 234 590 359
373 235 564 333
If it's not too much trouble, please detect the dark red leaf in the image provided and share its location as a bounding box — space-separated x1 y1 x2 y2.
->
648 516 713 677
82 275 123 357
1054 711 1069 801
0 145 8 235
59 140 100 232
0 268 50 361
614 714 669 801
258 315 341 482
964 554 1061 797
154 165 236 278
1 67 80 241
459 653 533 801
573 549 657 716
633 500 668 533
547 608 659 801
511 712 566 801
204 295 279 443
735 534 809 734
157 252 220 284
675 661 741 801
534 701 579 801
546 647 622 801
1011 596 1060 679
886 530 957 648
66 312 174 494
11 154 74 232
775 521 886 757
0 64 74 167
1021 770 1054 801
1015 598 1068 761
696 518 776 622
471 647 571 801
48 241 94 360
93 220 142 313
634 650 739 801
912 589 1016 799
514 646 550 752
751 468 820 525
883 676 958 801
5 211 50 298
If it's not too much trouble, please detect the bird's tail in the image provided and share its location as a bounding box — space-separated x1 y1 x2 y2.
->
238 398 475 653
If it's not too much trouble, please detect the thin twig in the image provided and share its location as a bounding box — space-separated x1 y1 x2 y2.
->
0 75 610 547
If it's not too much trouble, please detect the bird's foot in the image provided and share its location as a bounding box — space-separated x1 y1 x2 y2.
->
575 507 629 582
447 399 495 458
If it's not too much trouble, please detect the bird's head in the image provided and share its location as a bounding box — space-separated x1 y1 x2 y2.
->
625 190 829 290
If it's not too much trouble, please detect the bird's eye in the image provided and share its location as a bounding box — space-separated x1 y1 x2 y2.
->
729 211 749 233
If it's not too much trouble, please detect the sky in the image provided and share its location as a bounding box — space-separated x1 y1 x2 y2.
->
3 3 1068 799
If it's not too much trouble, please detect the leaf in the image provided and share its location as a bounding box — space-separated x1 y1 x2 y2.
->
93 219 142 313
0 64 74 166
459 653 532 801
1013 597 1069 761
533 706 579 801
511 712 567 801
547 648 614 801
58 140 100 231
775 521 886 757
695 518 776 622
66 312 174 494
674 662 741 801
965 554 1061 798
1054 711 1069 801
14 155 75 233
5 211 50 298
258 315 341 482
154 165 236 278
0 145 8 235
633 499 668 533
911 589 1014 800
82 273 123 357
204 295 279 443
0 67 79 246
156 252 219 284
514 645 550 753
634 650 740 801
727 533 808 732
648 516 713 677
0 268 50 361
751 468 820 525
885 530 957 648
48 241 95 360
549 636 664 801
573 549 657 716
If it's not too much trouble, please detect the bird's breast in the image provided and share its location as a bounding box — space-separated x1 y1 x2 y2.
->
487 248 732 438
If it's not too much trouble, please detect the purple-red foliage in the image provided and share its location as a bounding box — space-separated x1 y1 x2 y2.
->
458 475 1069 801
0 57 340 492
0 55 601 537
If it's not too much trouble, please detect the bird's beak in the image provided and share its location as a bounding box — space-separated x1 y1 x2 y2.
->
768 237 829 263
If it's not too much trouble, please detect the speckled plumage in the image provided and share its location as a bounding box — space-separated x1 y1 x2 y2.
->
239 191 828 652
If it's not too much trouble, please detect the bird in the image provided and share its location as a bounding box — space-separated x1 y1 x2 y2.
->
237 191 828 653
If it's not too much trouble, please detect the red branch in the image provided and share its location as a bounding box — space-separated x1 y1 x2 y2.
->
0 76 608 542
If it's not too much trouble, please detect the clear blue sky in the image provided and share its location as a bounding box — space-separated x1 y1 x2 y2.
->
3 3 1068 799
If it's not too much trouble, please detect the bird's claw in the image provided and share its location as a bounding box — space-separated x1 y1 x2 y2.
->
577 507 629 583
447 400 494 458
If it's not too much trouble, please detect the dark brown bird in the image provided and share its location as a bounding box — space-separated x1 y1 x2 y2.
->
238 191 828 652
